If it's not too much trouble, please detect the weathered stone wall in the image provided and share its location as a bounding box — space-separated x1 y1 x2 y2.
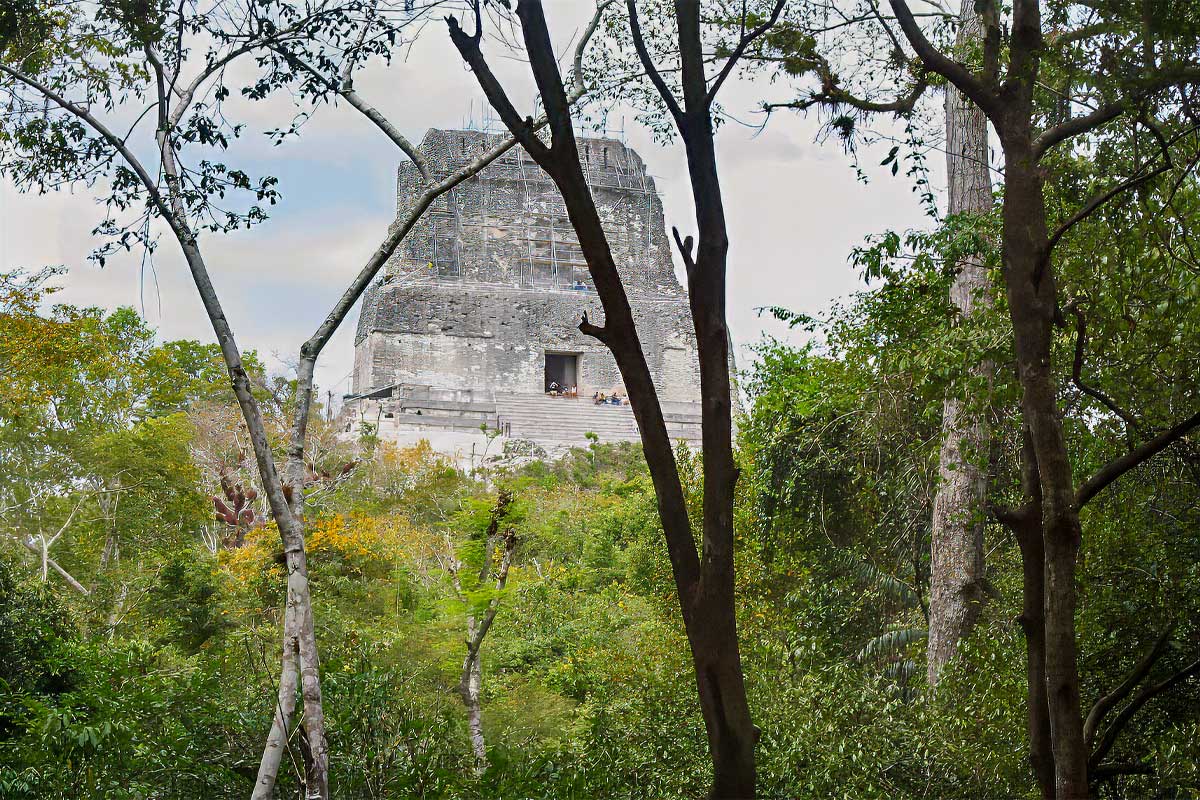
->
357 284 699 402
378 129 680 296
353 128 702 406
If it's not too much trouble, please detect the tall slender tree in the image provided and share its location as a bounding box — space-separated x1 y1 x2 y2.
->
2 4 339 790
747 0 998 688
447 1 784 795
444 489 517 773
925 0 995 687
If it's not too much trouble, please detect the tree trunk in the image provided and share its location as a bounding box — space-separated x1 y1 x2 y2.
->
252 602 300 800
1010 427 1056 798
459 638 487 774
1017 501 1056 796
1017 518 1056 798
687 591 757 799
450 492 514 776
670 1 761 789
170 182 330 800
447 2 773 792
677 102 758 798
996 6 1088 793
284 356 330 798
927 0 995 687
1002 132 1089 798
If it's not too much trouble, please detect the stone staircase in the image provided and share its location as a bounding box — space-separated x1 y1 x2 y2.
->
496 393 640 444
495 393 702 445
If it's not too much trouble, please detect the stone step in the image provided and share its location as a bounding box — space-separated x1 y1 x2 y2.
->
398 398 497 414
388 413 490 431
378 392 702 447
495 393 701 444
496 395 637 442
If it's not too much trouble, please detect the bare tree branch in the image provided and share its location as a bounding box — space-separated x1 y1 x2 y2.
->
1033 103 1126 161
1084 624 1174 749
705 0 787 106
447 4 551 161
1090 761 1155 781
764 70 929 115
1090 654 1200 769
7 533 90 595
268 42 431 178
887 0 998 117
516 0 577 150
626 0 684 124
1077 410 1200 508
1044 164 1170 263
1033 69 1200 160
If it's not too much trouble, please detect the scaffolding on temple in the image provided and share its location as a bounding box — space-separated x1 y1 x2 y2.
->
384 129 661 293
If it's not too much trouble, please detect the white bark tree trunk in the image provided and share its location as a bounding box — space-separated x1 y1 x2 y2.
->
449 491 516 775
460 624 487 774
252 601 300 800
926 0 996 687
13 529 89 596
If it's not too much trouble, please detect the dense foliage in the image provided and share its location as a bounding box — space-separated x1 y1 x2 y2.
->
2 246 1197 799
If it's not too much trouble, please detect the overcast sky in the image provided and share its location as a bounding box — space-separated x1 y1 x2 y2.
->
0 4 941 404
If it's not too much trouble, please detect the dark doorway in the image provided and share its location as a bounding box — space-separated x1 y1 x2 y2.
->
544 352 578 393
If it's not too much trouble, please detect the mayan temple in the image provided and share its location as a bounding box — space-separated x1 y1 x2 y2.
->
347 129 704 456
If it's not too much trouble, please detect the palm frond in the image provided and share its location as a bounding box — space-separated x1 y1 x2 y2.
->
858 627 927 662
830 549 921 608
883 660 920 683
